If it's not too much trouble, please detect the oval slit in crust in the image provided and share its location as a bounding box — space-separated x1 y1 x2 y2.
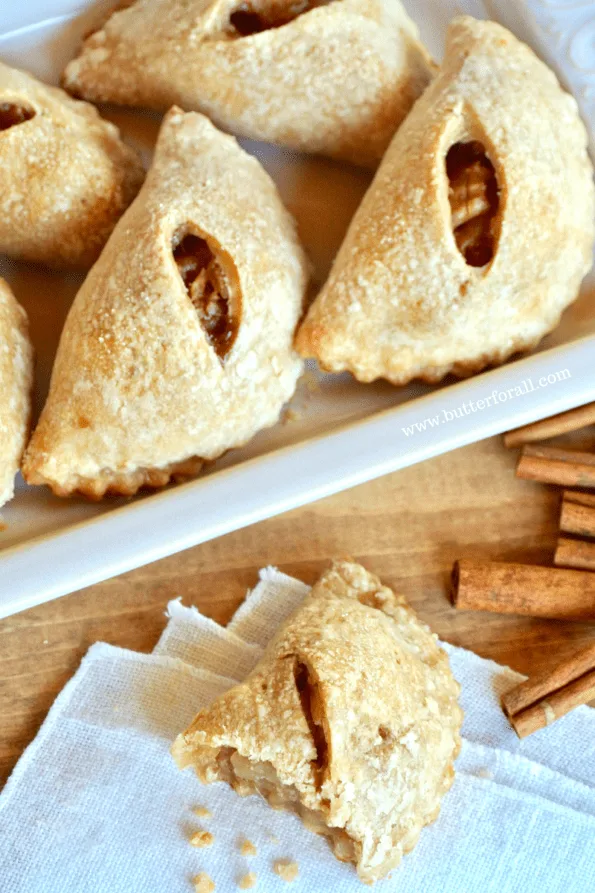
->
446 140 500 268
294 660 329 787
228 0 324 36
0 102 35 131
172 230 240 361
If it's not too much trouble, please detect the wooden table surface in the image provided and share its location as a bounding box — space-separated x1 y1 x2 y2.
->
2 432 595 786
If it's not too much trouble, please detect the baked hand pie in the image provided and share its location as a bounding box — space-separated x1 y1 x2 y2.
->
0 279 33 510
172 561 462 883
22 108 308 499
62 0 435 167
295 16 595 384
0 61 144 269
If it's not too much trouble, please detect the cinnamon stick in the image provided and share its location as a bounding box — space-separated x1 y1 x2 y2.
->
516 445 595 489
563 490 595 509
504 401 595 448
451 559 595 619
502 641 595 738
559 498 595 539
554 537 595 572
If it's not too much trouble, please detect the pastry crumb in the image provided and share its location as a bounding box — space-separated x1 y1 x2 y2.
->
190 830 214 848
282 407 300 424
193 872 215 893
193 806 212 819
273 860 299 883
304 370 321 393
239 838 257 857
238 872 257 889
267 834 279 845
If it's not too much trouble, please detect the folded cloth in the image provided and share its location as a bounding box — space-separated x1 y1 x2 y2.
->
1 568 594 893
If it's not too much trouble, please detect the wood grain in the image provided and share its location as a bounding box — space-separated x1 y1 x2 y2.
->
2 435 595 786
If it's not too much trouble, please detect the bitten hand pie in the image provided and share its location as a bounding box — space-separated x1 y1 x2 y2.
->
172 561 462 883
62 0 435 167
22 108 308 499
296 16 595 384
0 279 33 510
0 61 144 269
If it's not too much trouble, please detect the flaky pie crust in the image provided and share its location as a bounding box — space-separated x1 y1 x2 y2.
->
22 108 308 499
296 17 595 383
62 0 435 167
0 61 144 269
172 561 462 883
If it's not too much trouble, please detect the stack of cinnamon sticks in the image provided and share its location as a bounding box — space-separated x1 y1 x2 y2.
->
451 401 595 738
555 492 595 571
511 402 595 571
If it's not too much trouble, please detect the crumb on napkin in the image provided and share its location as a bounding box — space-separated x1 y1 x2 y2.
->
238 872 257 889
193 806 212 820
239 838 257 857
193 872 215 893
273 860 299 882
190 830 214 848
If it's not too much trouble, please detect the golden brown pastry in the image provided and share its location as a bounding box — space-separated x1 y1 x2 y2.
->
0 279 33 510
172 561 462 883
296 16 595 384
62 0 435 167
0 61 144 269
22 108 308 499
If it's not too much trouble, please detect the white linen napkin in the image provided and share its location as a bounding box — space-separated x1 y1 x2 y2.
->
2 568 594 893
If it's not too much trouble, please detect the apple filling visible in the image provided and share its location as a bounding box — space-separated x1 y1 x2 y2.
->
0 102 35 132
446 140 500 268
228 0 324 36
173 230 240 361
213 747 357 864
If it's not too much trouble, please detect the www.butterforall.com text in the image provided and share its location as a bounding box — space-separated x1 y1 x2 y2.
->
402 370 571 437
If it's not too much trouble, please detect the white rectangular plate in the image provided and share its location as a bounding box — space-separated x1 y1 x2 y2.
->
0 0 594 617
